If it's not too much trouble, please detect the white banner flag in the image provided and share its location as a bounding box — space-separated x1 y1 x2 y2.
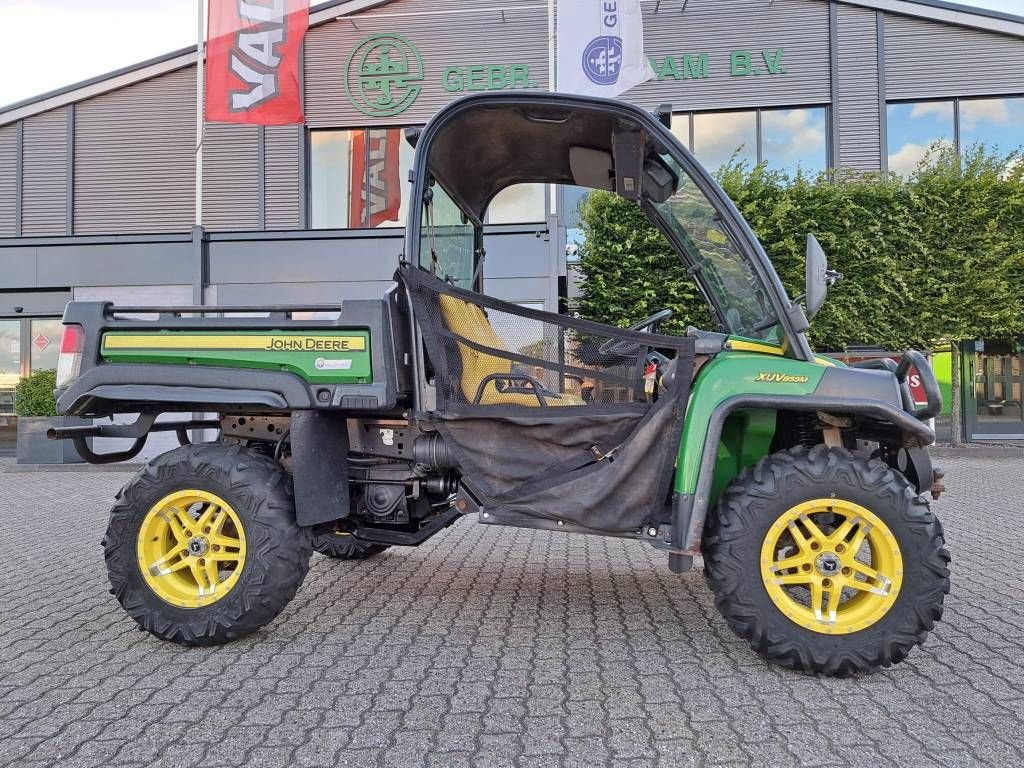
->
555 0 654 97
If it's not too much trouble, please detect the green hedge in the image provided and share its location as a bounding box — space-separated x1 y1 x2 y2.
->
14 369 58 418
577 145 1024 351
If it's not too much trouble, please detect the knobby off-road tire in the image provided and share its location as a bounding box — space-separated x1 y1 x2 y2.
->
311 527 390 560
104 443 313 646
702 445 950 676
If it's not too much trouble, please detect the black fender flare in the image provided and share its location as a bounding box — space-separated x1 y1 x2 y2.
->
672 394 936 554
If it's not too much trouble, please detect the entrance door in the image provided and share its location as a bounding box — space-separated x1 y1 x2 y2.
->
964 339 1024 441
0 320 21 456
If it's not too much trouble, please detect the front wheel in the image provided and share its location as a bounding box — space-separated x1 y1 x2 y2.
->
702 445 950 676
104 443 312 646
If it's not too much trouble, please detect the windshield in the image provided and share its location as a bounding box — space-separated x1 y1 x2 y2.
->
650 155 780 339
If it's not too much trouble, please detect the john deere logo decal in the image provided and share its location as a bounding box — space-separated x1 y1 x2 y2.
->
346 34 423 117
755 372 810 384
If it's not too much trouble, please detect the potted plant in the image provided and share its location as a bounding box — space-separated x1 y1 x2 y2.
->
14 369 90 464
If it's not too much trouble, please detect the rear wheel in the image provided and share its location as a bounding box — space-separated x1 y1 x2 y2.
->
104 443 312 646
312 524 389 560
702 445 949 676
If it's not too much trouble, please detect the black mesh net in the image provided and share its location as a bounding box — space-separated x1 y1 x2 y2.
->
401 266 696 533
404 266 691 412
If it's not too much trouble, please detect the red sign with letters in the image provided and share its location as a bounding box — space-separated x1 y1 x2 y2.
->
205 0 309 125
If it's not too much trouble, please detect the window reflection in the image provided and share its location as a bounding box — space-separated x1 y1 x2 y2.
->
693 111 757 172
310 127 412 229
886 101 954 177
762 107 827 177
960 97 1024 157
310 130 354 229
488 183 547 224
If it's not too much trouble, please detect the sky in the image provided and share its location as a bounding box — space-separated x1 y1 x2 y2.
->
1 0 1023 108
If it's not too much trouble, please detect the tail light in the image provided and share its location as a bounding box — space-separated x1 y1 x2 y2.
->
56 324 85 389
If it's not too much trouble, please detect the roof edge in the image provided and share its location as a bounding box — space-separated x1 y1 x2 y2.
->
2 0 1022 126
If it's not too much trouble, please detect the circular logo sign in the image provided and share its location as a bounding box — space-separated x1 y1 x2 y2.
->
346 34 424 118
582 36 623 86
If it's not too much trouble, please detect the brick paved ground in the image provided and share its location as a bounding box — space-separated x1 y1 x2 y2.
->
1 454 1023 768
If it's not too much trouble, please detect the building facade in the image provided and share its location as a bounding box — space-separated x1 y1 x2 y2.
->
1 0 1023 450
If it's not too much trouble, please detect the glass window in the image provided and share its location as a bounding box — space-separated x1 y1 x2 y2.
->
487 183 546 224
960 97 1024 157
670 113 692 151
30 319 62 372
0 321 19 390
887 101 955 177
421 180 476 288
762 107 828 177
310 130 354 229
0 320 20 456
310 127 413 229
652 154 779 338
369 129 415 229
693 111 757 172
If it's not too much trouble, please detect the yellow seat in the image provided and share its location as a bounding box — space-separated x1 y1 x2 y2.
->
438 294 584 406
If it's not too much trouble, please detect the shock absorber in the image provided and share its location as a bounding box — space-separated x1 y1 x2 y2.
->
794 413 821 448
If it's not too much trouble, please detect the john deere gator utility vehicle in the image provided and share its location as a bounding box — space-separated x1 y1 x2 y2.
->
51 93 949 676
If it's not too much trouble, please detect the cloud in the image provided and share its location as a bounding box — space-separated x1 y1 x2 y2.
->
960 99 1010 130
761 109 826 161
909 102 955 121
888 139 953 177
693 112 757 164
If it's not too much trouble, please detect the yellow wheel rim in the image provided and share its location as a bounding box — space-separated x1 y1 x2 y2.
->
137 490 247 609
760 499 903 635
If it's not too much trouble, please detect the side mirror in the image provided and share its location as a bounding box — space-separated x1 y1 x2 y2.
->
805 234 829 320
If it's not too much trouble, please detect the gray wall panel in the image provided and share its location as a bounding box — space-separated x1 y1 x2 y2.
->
0 248 37 287
21 108 67 236
208 232 404 284
835 5 882 171
36 241 193 287
627 0 833 111
885 13 1024 99
202 123 260 232
74 67 195 234
483 277 552 305
0 124 16 237
0 290 71 317
305 0 550 128
215 280 397 304
265 126 301 230
483 230 551 278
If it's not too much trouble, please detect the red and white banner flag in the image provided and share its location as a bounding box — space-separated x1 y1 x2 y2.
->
205 0 308 125
350 129 403 228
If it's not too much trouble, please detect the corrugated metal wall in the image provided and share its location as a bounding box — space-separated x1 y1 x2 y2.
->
885 13 1024 99
0 125 16 237
21 108 67 236
265 126 301 230
74 67 195 235
628 0 832 111
305 0 550 127
836 6 881 172
202 123 260 231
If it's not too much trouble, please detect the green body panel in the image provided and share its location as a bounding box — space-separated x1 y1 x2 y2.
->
101 330 373 385
674 348 828 496
709 408 777 503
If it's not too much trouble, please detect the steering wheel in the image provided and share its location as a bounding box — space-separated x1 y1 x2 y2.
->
598 309 674 355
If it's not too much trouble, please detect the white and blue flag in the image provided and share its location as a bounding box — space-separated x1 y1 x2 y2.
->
555 0 654 97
